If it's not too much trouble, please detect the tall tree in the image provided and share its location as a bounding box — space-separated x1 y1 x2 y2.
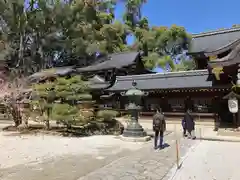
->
135 25 192 71
0 0 130 74
0 0 194 75
121 0 193 71
122 0 147 29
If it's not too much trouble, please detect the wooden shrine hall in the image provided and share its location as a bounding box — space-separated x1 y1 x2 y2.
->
28 27 240 127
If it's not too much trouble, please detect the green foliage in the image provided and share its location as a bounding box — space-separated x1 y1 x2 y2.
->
121 0 192 71
31 75 92 128
97 110 119 122
54 76 92 103
0 0 193 75
174 58 196 71
51 103 83 127
0 0 128 74
134 25 191 70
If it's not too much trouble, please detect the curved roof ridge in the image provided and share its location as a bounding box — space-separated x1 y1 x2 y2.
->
88 75 106 84
208 43 240 68
204 38 240 56
192 27 240 38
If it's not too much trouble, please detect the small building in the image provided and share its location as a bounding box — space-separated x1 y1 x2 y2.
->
28 51 152 106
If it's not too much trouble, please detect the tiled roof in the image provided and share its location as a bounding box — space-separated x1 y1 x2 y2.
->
107 69 213 91
189 27 240 54
87 75 111 90
76 52 140 73
28 51 141 82
28 66 75 82
208 42 240 68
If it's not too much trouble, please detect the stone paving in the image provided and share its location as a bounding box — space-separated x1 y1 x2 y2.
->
172 141 240 180
0 150 133 180
0 134 144 180
0 119 198 180
78 133 198 180
0 134 198 180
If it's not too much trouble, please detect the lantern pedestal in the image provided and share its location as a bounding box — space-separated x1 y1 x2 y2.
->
118 134 151 142
120 81 150 142
123 119 146 137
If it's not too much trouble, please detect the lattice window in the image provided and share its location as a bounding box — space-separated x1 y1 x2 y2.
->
168 98 185 112
192 98 212 112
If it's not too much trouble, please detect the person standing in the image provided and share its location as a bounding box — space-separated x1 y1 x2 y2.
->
152 108 166 149
184 109 196 139
182 117 187 137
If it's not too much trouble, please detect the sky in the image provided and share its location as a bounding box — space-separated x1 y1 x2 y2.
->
115 0 240 72
115 0 240 35
23 0 240 72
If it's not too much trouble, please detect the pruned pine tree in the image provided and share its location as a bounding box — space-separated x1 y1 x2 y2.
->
32 75 92 129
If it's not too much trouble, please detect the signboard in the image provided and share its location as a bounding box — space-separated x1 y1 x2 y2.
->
228 97 238 113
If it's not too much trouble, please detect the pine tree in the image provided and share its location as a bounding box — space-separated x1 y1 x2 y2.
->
32 75 92 129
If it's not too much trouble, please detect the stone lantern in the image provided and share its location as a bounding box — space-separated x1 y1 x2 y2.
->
120 81 149 139
223 91 240 129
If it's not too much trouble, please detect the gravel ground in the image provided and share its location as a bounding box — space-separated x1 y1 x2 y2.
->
0 122 197 180
0 132 145 169
171 141 240 180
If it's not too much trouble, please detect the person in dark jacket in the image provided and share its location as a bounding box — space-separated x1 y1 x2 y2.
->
152 108 166 149
183 109 196 139
181 117 187 137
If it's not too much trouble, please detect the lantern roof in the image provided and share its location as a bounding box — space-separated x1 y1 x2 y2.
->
223 91 240 99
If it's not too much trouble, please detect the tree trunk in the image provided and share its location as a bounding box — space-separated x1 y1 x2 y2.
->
10 104 22 127
45 120 50 130
22 115 29 128
17 34 24 67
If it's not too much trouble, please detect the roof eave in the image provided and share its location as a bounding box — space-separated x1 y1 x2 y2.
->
192 27 240 38
208 43 240 68
186 51 205 56
204 39 240 57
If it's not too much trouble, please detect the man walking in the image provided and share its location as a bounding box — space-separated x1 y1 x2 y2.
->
153 108 166 149
183 109 196 139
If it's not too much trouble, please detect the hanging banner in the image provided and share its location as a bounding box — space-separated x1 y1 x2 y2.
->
212 66 224 80
228 97 238 113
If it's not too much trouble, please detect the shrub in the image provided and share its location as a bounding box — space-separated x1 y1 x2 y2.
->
51 103 84 128
97 110 119 122
79 109 95 123
31 75 92 129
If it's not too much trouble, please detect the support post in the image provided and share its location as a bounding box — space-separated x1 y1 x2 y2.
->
199 128 202 141
238 110 240 131
236 63 240 129
176 140 180 169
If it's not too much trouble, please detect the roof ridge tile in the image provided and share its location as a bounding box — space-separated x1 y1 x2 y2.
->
116 69 209 81
192 27 240 38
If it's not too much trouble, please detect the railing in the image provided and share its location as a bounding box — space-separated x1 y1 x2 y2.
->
94 107 215 120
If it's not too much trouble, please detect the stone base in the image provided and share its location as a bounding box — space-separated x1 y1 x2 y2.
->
218 128 240 137
118 135 151 142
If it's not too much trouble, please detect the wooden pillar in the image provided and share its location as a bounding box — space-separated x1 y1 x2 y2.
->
237 110 240 129
237 63 240 129
213 96 220 131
